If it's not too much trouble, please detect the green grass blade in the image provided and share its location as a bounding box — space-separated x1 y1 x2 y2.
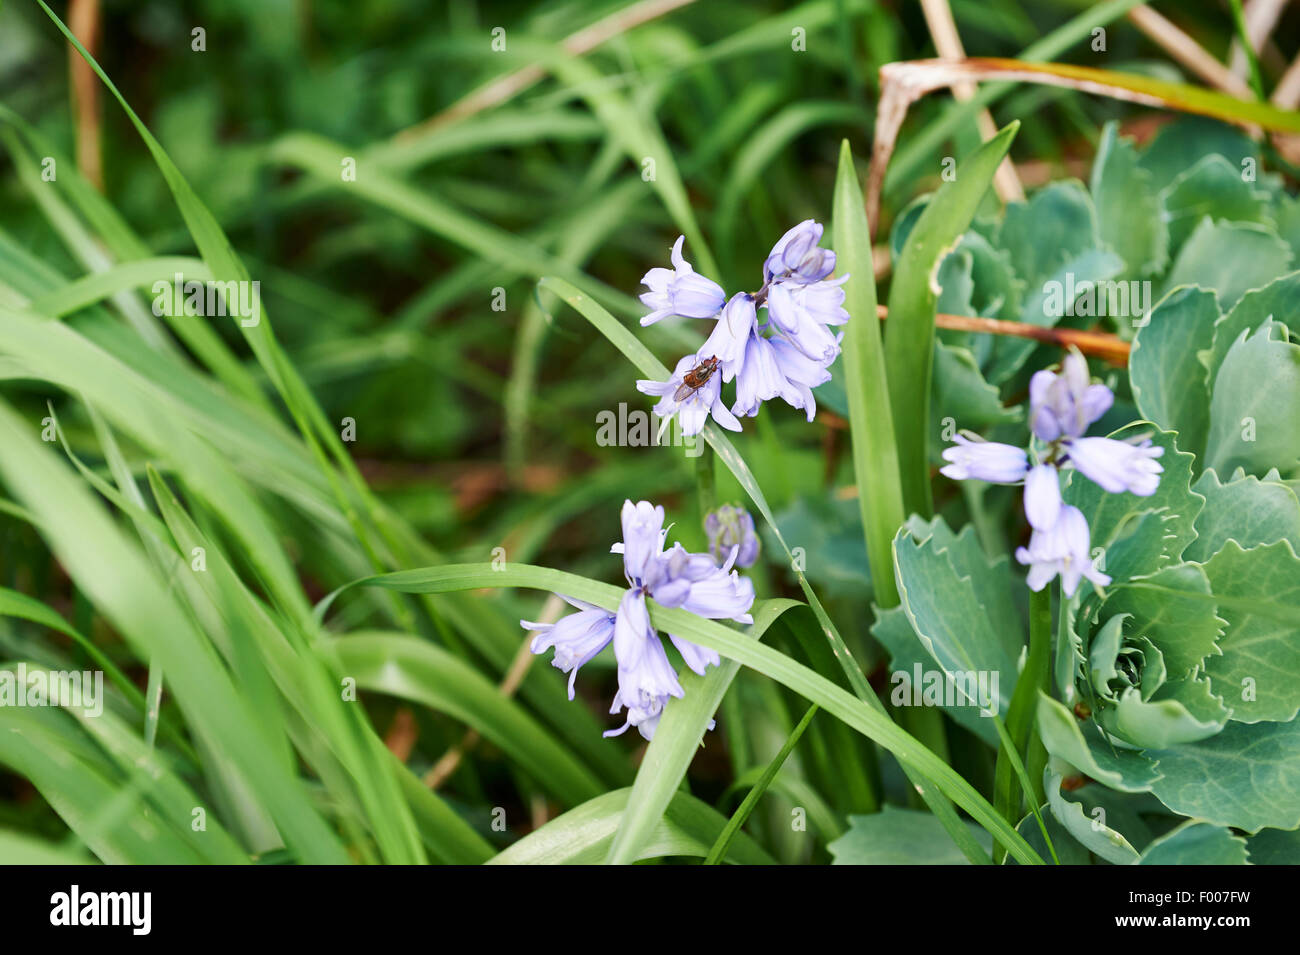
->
488 788 775 865
704 702 818 865
328 632 605 806
832 139 905 608
884 122 1018 519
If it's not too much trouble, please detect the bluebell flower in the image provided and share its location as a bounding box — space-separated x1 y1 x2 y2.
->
1022 463 1062 531
768 336 833 420
764 219 837 285
654 542 755 624
1064 436 1164 496
639 236 727 326
940 434 1030 483
521 596 616 699
526 500 755 740
940 349 1160 594
608 587 685 738
766 281 843 363
705 505 761 568
731 333 797 418
637 353 742 437
1015 504 1110 597
1028 350 1114 442
731 330 836 421
637 221 847 429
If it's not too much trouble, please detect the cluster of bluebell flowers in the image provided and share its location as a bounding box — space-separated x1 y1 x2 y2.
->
636 222 849 435
940 349 1164 597
522 500 755 740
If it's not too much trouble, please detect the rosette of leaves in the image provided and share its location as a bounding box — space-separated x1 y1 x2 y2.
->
1032 263 1300 864
867 119 1300 865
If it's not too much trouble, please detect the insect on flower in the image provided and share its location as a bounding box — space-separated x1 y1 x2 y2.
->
673 355 720 402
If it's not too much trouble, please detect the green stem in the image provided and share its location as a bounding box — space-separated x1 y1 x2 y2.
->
704 704 818 865
992 583 1053 862
695 442 716 520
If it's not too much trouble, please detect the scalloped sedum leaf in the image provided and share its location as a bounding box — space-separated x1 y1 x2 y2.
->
1202 270 1300 382
892 518 1023 721
1246 827 1300 865
829 806 991 865
1161 155 1272 251
1101 562 1224 677
1150 718 1300 832
1104 683 1227 749
1161 220 1292 311
1200 540 1300 723
1206 320 1300 478
1046 769 1140 865
873 603 997 747
1185 469 1300 563
1130 287 1219 462
1138 821 1249 865
1037 694 1159 793
1090 121 1168 279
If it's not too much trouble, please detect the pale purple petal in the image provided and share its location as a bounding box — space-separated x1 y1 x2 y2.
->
1023 463 1063 530
669 633 721 676
1065 436 1164 496
939 434 1029 483
639 235 726 325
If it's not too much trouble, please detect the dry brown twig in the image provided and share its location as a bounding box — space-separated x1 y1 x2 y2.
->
1126 5 1254 98
865 57 1281 236
893 305 1132 365
918 0 1024 203
67 0 103 191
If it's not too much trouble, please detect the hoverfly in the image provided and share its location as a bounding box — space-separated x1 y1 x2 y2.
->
673 355 720 401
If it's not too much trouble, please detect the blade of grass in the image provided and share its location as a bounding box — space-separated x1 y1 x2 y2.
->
488 787 775 865
884 122 1018 519
832 140 905 608
704 702 818 864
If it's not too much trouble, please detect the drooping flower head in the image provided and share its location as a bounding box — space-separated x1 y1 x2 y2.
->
635 221 848 433
1028 349 1114 442
939 349 1162 596
524 500 755 740
704 293 759 381
940 433 1030 484
639 235 727 326
1015 504 1111 597
522 596 616 700
763 219 837 285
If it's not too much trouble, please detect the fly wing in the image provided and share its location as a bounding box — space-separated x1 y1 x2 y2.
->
673 381 696 402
